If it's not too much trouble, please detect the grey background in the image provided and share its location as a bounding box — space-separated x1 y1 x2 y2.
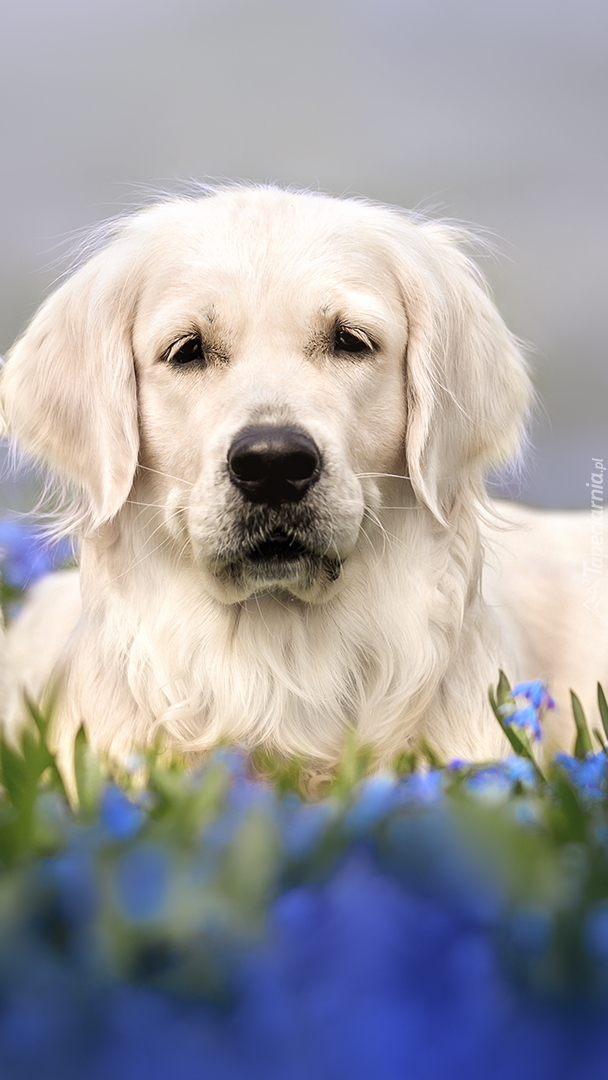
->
1 0 606 509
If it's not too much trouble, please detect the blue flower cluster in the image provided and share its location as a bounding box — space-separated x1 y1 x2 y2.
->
0 742 608 1080
0 519 72 590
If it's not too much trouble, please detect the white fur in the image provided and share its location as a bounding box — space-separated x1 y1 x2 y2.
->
1 186 606 770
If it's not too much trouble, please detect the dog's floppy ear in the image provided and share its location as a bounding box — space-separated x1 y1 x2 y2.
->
1 245 139 530
390 220 532 523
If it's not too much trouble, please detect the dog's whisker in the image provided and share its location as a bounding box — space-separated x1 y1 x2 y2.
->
176 536 193 564
355 472 412 481
137 464 194 487
126 502 177 531
141 508 186 550
253 592 280 633
106 535 174 584
362 506 417 559
126 499 185 510
107 507 188 583
361 508 390 573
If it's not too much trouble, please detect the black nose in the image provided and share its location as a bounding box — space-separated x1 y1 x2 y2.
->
227 426 321 505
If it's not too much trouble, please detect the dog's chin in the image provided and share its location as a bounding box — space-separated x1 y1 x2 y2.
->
205 541 344 604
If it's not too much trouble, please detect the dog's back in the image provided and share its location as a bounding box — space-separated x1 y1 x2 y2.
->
483 501 608 751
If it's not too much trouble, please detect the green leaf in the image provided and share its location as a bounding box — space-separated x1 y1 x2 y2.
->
73 725 104 815
391 748 418 776
250 747 307 795
24 696 70 803
496 670 513 708
500 720 531 758
570 690 593 759
329 731 374 797
592 727 607 753
27 697 51 743
417 739 444 771
0 740 32 809
598 683 608 741
220 809 281 926
548 767 588 843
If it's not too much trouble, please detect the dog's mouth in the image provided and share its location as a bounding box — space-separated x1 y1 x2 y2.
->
244 530 311 564
211 525 343 594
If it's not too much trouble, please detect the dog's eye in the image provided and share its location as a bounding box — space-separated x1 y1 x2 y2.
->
164 335 206 366
333 327 373 355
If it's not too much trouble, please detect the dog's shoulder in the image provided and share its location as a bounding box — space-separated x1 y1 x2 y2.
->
3 568 82 737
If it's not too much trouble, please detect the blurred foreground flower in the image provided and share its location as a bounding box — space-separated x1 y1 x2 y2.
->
0 519 72 590
100 785 146 840
555 751 608 801
0 657 607 1076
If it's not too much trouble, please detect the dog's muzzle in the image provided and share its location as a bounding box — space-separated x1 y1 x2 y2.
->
203 422 347 598
221 424 338 586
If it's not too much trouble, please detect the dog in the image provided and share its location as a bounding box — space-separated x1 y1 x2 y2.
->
1 185 607 774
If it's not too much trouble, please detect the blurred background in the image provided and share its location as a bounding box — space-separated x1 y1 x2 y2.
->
1 0 606 509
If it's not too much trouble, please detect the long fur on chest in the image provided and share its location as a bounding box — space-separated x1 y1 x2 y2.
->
58 504 509 766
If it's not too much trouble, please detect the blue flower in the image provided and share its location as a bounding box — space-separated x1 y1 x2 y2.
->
466 767 512 803
398 769 444 806
282 798 334 856
510 798 541 828
511 679 556 712
507 907 552 955
499 680 556 743
344 775 398 831
0 520 72 589
555 752 608 800
100 784 146 840
43 851 97 926
584 901 608 960
504 702 543 742
501 756 537 787
114 845 170 922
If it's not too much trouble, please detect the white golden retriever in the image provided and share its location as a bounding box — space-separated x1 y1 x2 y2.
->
1 186 607 772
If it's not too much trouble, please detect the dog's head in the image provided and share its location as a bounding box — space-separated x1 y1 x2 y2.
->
1 187 531 601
